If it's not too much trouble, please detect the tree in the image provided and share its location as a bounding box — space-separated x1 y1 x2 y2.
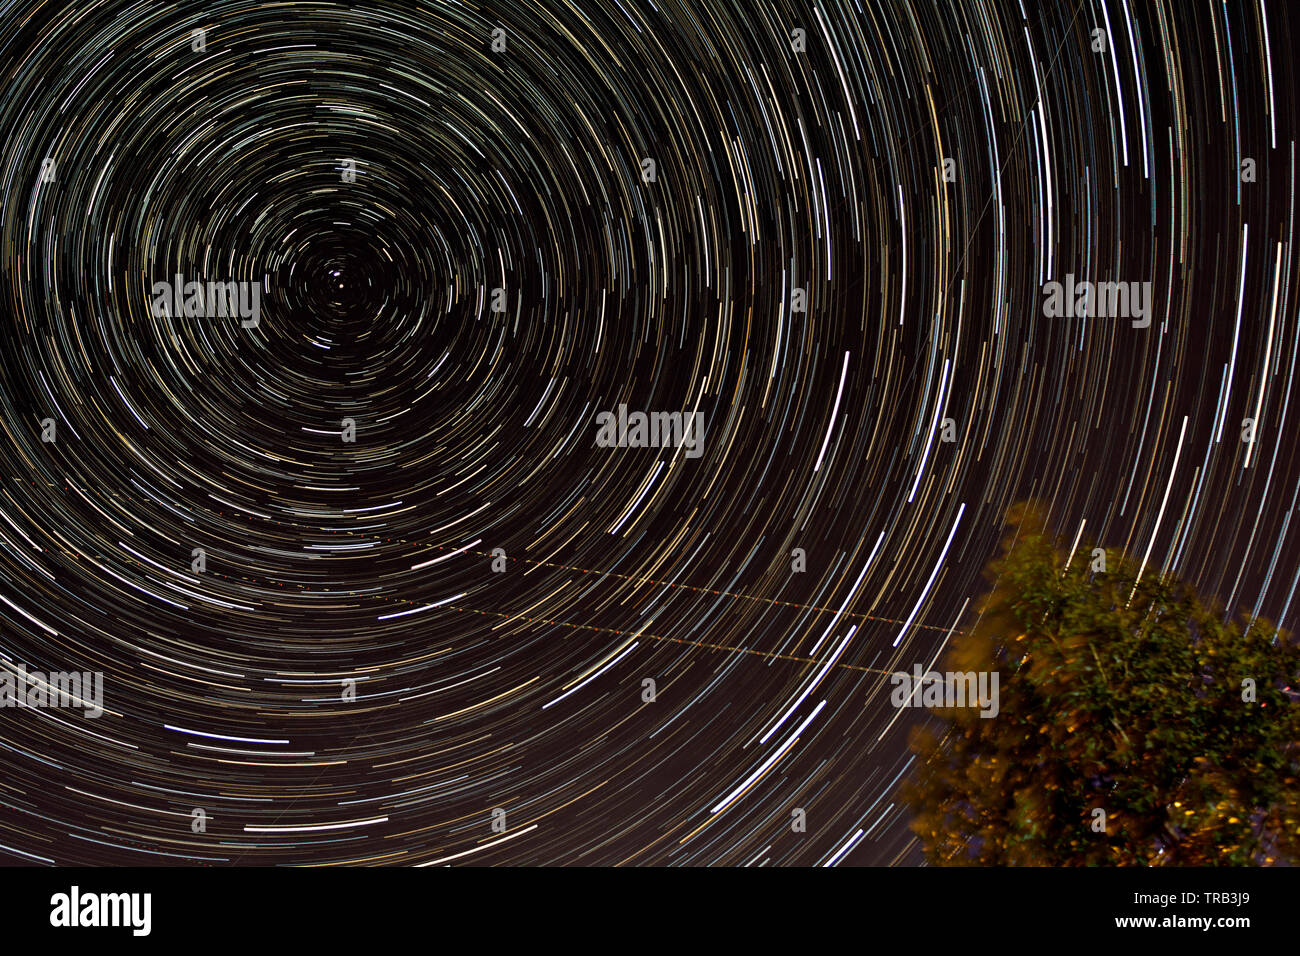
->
903 503 1300 865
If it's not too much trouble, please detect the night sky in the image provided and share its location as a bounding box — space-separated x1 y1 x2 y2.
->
0 0 1296 865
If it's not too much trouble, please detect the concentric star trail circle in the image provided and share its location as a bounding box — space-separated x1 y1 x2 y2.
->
0 0 1296 865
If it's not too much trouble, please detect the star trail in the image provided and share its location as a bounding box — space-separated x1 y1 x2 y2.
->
0 0 1296 867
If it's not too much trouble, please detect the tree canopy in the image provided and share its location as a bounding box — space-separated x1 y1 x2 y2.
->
904 504 1300 865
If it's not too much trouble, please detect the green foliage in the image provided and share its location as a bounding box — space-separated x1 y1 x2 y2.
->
903 503 1300 865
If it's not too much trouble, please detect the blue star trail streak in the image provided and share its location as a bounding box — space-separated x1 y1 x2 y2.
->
0 0 1296 866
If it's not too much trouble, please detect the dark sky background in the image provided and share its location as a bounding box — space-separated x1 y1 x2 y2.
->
0 0 1295 865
